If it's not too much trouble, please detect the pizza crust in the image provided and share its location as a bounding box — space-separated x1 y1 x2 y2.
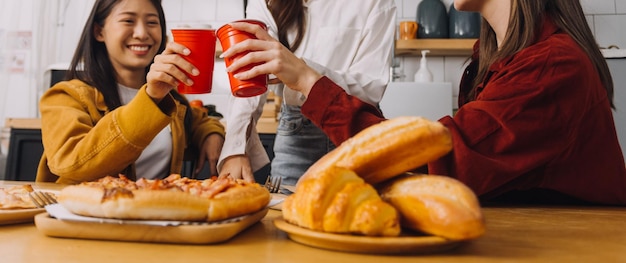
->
56 185 106 217
208 185 272 221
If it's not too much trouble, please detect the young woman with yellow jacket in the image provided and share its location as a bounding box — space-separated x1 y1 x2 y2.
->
36 0 225 184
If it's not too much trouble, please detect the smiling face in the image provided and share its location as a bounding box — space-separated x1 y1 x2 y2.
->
94 0 162 79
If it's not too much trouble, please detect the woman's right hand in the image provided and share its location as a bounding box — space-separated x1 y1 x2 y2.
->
219 22 322 98
218 155 255 182
146 42 199 101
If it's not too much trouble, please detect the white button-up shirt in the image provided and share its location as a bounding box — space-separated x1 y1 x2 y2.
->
217 0 396 172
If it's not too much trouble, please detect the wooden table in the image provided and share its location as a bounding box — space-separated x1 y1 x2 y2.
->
1 181 625 263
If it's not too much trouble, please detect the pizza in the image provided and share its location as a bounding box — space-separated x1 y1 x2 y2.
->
0 184 38 209
58 174 271 222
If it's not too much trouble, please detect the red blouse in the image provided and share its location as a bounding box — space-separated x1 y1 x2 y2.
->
301 19 626 205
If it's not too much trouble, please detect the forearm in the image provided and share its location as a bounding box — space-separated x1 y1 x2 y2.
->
218 94 266 170
302 77 386 145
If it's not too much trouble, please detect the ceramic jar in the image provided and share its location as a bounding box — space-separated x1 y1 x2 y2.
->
449 4 481 38
416 0 448 38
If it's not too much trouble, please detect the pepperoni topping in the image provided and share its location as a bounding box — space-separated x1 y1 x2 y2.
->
82 174 257 200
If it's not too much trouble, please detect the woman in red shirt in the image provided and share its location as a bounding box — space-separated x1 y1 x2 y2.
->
221 0 626 205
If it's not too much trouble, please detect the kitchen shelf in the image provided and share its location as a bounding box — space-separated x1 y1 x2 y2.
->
395 39 476 57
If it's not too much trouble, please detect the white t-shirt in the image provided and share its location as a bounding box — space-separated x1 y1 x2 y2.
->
118 84 172 179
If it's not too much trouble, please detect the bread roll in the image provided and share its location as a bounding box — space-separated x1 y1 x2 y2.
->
282 166 401 236
379 174 485 240
303 116 452 185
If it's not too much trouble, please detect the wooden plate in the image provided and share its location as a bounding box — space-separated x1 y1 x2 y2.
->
0 208 45 225
35 207 268 244
274 218 461 254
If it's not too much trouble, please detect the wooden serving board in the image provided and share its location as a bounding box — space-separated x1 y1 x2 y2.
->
0 208 45 225
35 208 268 244
274 218 461 254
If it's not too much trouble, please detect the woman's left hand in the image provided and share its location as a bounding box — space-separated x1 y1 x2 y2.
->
195 133 224 176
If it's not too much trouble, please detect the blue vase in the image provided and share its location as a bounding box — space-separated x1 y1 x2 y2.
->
449 4 481 38
416 0 448 38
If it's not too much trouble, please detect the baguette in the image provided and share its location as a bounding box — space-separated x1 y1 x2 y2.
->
303 116 452 185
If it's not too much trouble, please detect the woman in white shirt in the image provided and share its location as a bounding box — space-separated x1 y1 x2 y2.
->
218 0 396 185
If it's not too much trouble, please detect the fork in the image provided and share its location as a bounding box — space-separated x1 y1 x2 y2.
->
28 191 58 208
264 175 282 193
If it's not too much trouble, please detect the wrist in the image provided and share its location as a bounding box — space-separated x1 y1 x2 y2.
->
296 62 322 98
145 86 165 104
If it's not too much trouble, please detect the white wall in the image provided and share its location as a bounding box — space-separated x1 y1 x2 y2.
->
1 0 626 122
0 0 40 122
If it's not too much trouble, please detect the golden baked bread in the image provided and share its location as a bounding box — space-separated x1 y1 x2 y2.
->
282 166 401 236
282 116 484 240
379 174 485 240
304 116 452 185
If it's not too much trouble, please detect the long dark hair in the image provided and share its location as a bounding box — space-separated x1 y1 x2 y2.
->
472 0 614 108
266 0 305 51
66 0 189 111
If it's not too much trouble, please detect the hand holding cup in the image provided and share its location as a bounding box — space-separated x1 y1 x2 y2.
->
217 20 269 97
147 41 200 100
219 22 322 98
170 27 216 94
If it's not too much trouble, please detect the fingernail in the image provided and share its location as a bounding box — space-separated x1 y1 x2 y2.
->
183 48 191 55
192 68 199 76
187 79 194 86
218 53 225 58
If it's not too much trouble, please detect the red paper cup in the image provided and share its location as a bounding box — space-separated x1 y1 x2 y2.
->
217 19 268 97
171 28 216 94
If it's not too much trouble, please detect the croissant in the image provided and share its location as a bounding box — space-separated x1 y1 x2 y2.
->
379 174 486 240
282 166 401 236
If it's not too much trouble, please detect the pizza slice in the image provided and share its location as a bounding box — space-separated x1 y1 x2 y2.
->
58 174 271 222
0 185 38 209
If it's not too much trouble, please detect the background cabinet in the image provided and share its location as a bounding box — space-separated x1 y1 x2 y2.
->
253 133 275 183
4 128 43 181
606 55 626 162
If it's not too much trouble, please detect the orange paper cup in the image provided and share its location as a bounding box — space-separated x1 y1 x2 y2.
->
217 19 268 97
171 28 216 94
